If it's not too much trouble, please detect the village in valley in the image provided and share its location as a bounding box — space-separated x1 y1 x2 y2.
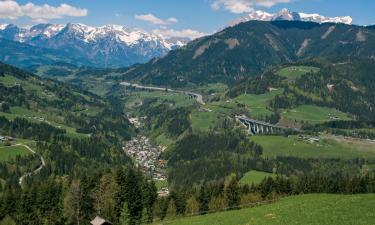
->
124 116 169 196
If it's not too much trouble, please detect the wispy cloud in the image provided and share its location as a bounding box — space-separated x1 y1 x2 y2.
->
135 13 178 25
0 0 88 22
153 28 208 40
211 0 292 14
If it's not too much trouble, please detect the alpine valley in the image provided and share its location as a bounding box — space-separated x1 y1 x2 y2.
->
1 4 375 225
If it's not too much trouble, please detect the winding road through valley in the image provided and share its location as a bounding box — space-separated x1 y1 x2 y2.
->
120 82 205 105
17 144 45 186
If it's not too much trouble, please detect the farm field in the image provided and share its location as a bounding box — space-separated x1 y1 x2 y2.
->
276 66 320 79
281 105 351 124
240 170 276 185
0 144 32 162
154 194 375 225
251 135 375 159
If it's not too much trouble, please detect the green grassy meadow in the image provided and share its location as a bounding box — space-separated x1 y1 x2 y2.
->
240 171 276 185
277 66 320 79
234 89 283 118
0 145 32 162
154 194 375 225
190 110 220 132
154 179 168 190
281 105 351 124
251 135 375 159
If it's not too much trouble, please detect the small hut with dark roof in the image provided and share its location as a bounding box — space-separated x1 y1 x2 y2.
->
90 216 112 225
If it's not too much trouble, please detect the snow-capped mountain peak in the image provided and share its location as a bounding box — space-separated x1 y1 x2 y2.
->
0 23 189 67
229 8 353 26
0 24 9 30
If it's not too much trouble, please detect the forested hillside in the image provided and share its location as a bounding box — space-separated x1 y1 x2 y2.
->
121 21 375 87
228 57 375 121
0 62 160 225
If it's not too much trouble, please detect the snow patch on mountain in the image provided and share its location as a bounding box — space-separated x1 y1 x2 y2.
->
230 8 353 26
0 24 9 30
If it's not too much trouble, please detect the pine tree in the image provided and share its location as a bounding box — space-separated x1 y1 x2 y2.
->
120 202 130 225
208 196 226 212
64 180 83 225
141 207 148 224
166 199 177 219
225 177 240 210
185 196 199 216
198 185 209 214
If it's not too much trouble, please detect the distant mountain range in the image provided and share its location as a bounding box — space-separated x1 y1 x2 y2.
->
0 23 186 68
229 8 353 27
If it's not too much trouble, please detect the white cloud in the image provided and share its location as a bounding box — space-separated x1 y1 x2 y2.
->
135 13 178 25
211 0 292 14
0 0 88 22
153 28 208 40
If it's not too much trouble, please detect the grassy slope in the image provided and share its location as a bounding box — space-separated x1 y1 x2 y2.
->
190 110 220 132
0 145 31 162
156 194 375 225
282 105 351 124
251 135 375 159
234 89 283 118
240 170 276 185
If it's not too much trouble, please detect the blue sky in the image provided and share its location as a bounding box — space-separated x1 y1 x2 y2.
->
0 0 374 38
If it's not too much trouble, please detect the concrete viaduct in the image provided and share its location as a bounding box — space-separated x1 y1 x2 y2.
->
236 115 300 135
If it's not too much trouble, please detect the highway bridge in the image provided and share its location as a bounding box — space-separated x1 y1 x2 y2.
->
236 115 300 135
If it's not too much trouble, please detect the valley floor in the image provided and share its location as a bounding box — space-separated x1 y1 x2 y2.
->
154 194 375 225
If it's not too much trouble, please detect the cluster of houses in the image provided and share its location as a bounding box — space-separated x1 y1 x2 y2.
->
123 135 169 196
128 116 141 128
0 135 15 143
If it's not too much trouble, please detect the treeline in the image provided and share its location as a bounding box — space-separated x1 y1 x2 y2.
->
0 167 158 225
152 173 375 221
